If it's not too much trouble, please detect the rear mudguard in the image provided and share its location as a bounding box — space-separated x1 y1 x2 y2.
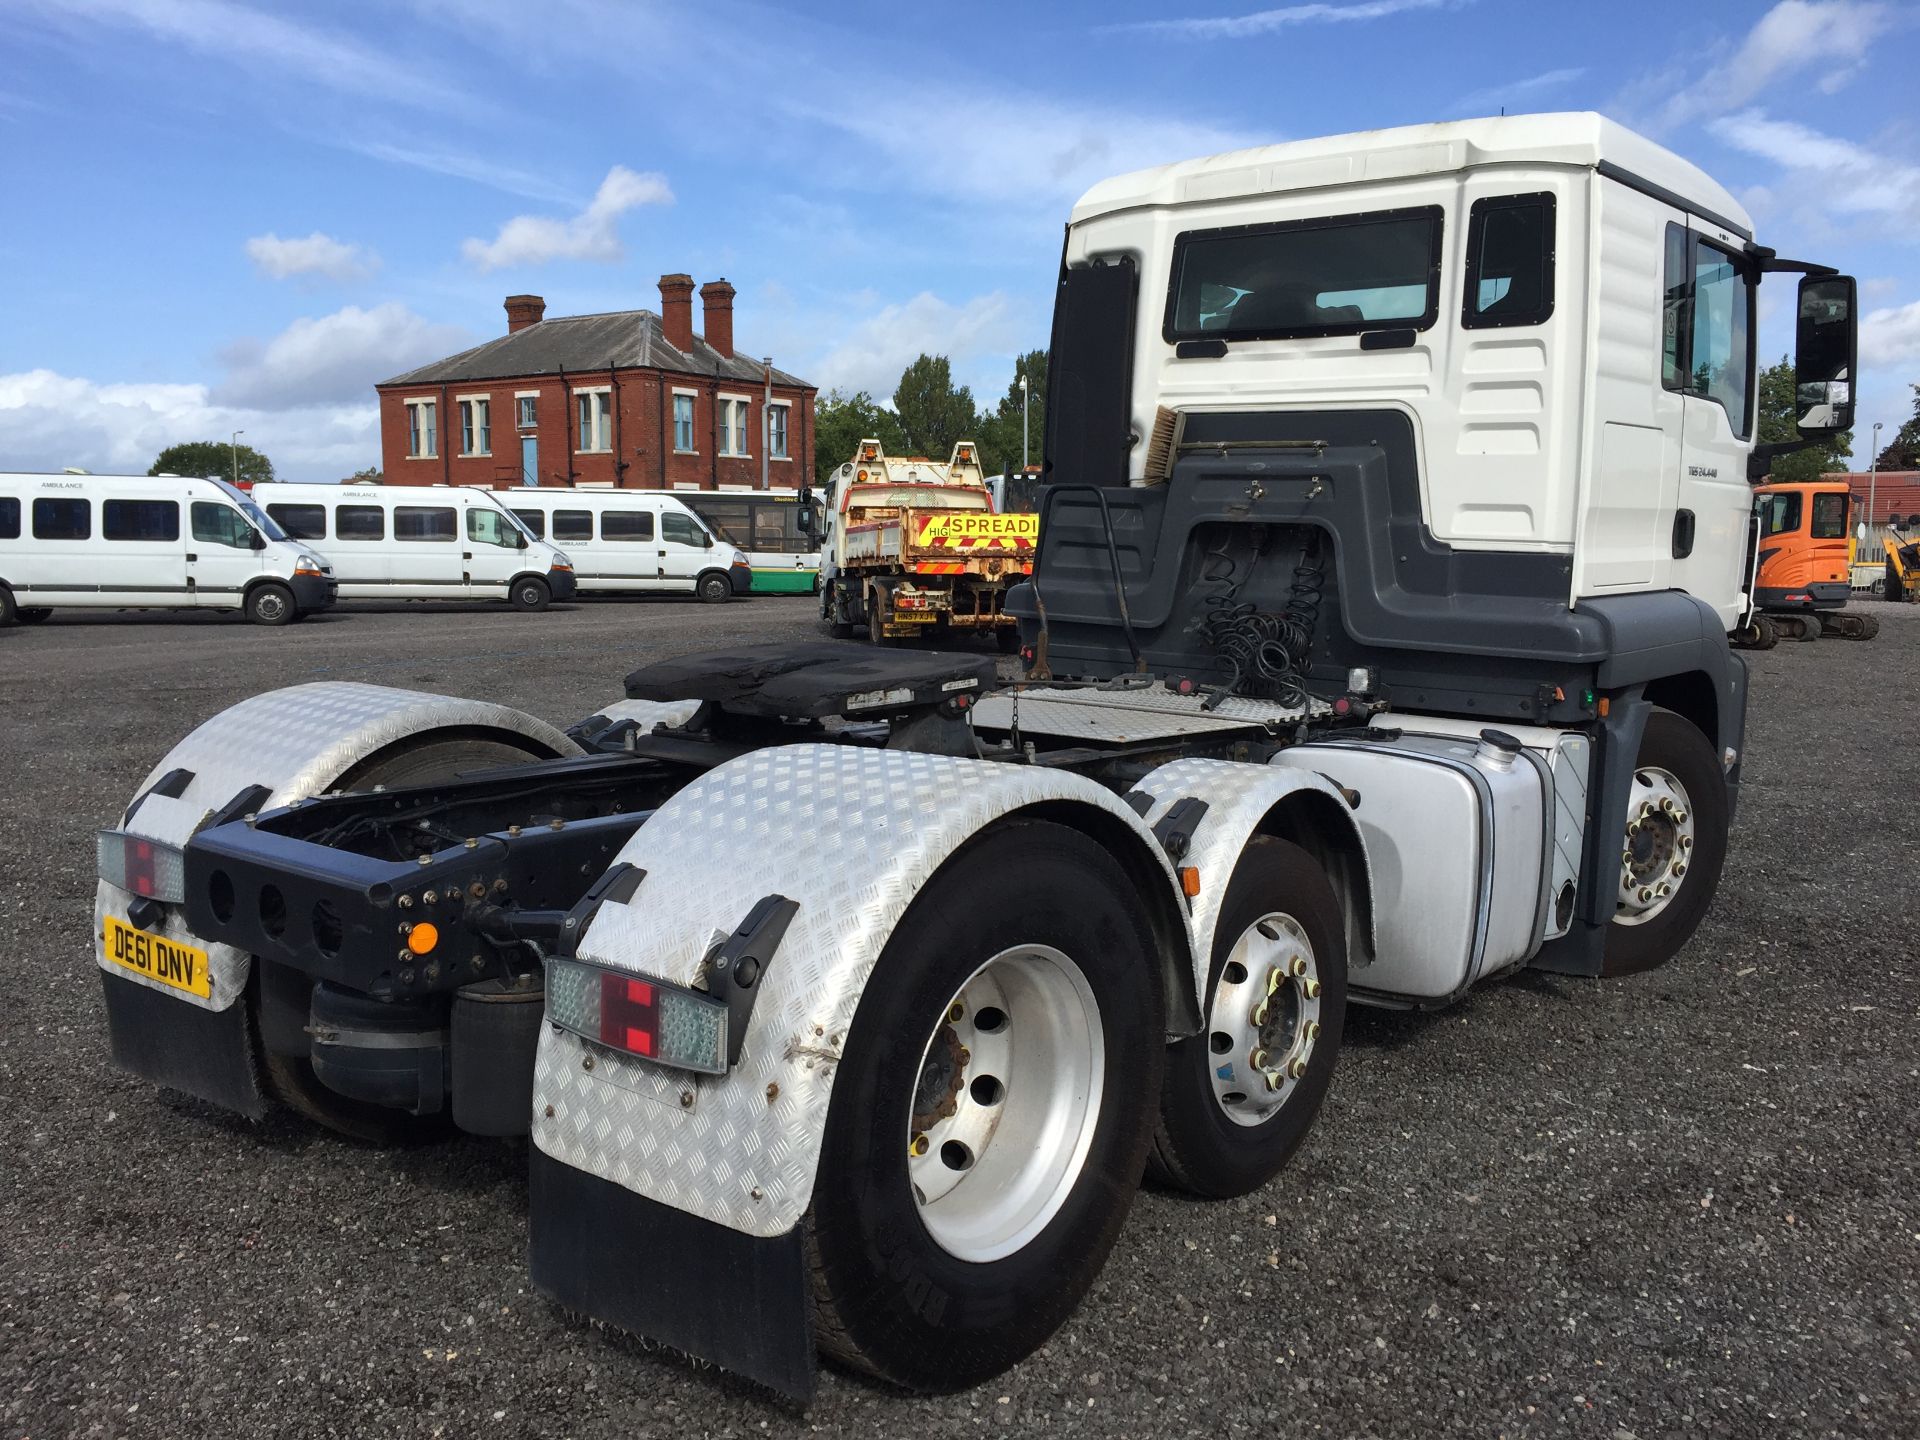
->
530 741 1194 1241
95 681 579 1014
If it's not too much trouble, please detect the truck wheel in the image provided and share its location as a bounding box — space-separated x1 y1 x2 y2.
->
867 603 895 646
511 576 551 612
254 736 547 1140
1603 709 1728 976
696 571 732 604
1147 838 1345 1198
807 819 1164 1392
244 583 296 627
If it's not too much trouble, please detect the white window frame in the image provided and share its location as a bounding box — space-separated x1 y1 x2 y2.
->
404 397 438 460
457 394 491 457
573 387 612 454
515 391 539 430
671 387 699 453
767 400 791 461
718 393 751 458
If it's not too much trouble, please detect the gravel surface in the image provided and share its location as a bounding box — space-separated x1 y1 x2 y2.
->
2 596 1915 1439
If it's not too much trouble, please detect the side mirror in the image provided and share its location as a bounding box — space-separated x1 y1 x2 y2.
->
1794 274 1857 435
249 530 266 551
517 532 529 550
796 486 817 539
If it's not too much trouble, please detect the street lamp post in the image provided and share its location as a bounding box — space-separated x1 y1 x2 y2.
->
230 430 244 487
1019 374 1029 473
761 357 773 492
1868 420 1883 535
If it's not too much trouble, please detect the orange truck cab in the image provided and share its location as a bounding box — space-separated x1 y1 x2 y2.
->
1752 479 1852 613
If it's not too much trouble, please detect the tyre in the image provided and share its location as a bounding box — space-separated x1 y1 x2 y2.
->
1602 709 1729 976
1148 838 1346 1198
1795 614 1820 641
0 588 16 625
17 607 51 624
511 575 551 612
867 596 894 645
1855 614 1881 640
244 582 296 627
696 571 732 604
1869 577 1888 599
253 736 546 1140
807 819 1164 1392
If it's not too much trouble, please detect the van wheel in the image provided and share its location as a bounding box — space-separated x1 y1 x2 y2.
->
0 589 15 625
807 819 1162 1391
1148 838 1346 1198
257 736 547 1140
1603 709 1728 976
511 576 551 612
696 571 732 604
245 583 296 627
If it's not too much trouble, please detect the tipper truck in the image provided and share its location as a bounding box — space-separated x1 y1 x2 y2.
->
818 439 1038 646
91 113 1857 1400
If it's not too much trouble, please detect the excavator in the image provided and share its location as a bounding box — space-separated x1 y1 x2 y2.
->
1735 478 1878 645
1878 515 1920 603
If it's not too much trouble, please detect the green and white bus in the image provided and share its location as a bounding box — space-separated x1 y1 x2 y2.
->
685 488 823 594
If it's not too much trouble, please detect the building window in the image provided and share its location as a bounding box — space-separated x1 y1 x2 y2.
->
32 497 91 540
103 499 180 542
768 403 790 460
405 398 437 458
459 398 491 456
718 397 749 457
673 392 696 452
576 389 611 453
517 395 538 429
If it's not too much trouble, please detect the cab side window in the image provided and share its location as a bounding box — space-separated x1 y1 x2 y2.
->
190 502 253 548
662 511 704 546
1462 193 1554 328
1757 492 1801 537
1662 223 1755 438
467 507 519 547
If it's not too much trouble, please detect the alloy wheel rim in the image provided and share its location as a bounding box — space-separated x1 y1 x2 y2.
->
1615 766 1695 926
1205 913 1323 1127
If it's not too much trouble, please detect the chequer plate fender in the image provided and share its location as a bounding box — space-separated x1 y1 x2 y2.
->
530 741 1195 1239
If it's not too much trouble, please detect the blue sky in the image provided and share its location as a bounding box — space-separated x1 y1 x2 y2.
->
0 0 1915 480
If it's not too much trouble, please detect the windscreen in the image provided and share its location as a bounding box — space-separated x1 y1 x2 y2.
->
1167 206 1442 340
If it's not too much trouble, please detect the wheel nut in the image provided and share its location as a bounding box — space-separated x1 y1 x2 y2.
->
1680 835 1693 850
1675 810 1688 824
1638 887 1654 903
910 1133 930 1158
1251 1001 1270 1027
1289 956 1308 977
1286 1057 1308 1079
1639 801 1655 818
1303 979 1322 1000
1250 1047 1270 1070
948 1001 965 1023
1266 967 1283 996
1264 1069 1284 1092
1657 883 1671 897
1671 862 1687 877
1305 1020 1321 1040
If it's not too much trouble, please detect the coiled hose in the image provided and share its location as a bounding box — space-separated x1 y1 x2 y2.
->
1198 535 1326 706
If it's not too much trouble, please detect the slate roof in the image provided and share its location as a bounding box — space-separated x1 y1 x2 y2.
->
380 309 812 389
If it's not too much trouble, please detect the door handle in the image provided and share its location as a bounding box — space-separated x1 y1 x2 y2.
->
463 551 473 559
186 553 198 561
1672 509 1696 559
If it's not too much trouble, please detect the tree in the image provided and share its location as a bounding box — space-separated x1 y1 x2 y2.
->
975 349 1048 477
1754 356 1851 482
1876 383 1920 471
151 440 274 485
892 354 977 462
813 389 907 484
344 464 382 484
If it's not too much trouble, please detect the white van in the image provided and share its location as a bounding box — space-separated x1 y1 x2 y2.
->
500 489 751 602
0 472 335 626
253 483 576 611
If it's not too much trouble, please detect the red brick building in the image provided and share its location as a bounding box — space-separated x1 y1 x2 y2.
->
1832 470 1920 527
376 276 815 491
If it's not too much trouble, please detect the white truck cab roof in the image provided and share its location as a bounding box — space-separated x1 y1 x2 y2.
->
1071 111 1751 240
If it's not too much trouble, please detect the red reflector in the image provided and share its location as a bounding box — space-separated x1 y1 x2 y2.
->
127 839 155 896
600 973 659 1055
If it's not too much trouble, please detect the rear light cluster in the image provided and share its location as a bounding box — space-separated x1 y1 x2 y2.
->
96 830 186 903
546 958 729 1075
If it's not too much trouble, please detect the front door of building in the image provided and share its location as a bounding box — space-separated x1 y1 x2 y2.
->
522 436 538 486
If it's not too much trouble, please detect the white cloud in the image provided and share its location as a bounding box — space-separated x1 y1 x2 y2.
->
461 166 673 272
1861 299 1920 369
345 139 579 205
0 369 379 481
807 292 1022 400
1106 0 1458 39
245 231 377 283
214 303 472 409
12 0 465 110
1707 110 1920 229
1627 2 1894 131
1451 66 1585 116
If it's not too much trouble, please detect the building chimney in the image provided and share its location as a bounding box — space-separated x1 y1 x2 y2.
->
659 273 695 352
700 279 736 359
503 294 546 333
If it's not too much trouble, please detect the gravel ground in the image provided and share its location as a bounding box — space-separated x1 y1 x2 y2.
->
2 596 1915 1439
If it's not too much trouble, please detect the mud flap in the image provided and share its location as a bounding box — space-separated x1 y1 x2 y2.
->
528 1147 816 1400
100 970 267 1119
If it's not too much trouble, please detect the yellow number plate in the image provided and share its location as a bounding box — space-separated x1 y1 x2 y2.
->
102 915 211 999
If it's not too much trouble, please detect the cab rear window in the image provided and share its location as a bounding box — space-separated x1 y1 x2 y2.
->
1810 491 1849 539
1165 206 1442 340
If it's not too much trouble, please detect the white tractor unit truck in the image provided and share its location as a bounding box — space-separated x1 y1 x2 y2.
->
91 115 1856 1400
